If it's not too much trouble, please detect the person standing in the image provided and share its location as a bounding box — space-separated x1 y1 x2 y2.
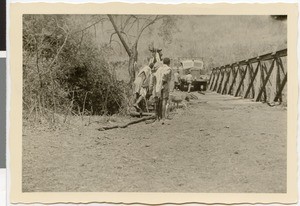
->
133 63 154 111
186 71 193 93
153 58 172 123
173 69 180 91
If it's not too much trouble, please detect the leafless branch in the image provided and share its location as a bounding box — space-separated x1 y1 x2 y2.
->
76 31 84 55
121 16 133 31
55 17 68 34
107 14 131 56
131 15 138 19
48 32 69 70
72 18 108 35
33 36 43 89
136 15 164 43
110 40 122 49
125 18 138 34
109 32 117 44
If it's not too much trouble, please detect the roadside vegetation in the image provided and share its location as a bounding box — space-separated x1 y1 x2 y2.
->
22 15 287 126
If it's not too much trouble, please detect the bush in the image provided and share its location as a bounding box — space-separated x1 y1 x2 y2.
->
23 15 129 123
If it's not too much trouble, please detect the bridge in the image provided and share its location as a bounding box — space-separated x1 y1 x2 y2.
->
207 49 287 105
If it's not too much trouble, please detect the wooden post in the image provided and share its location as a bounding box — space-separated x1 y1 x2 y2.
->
217 67 225 93
262 63 268 102
262 62 273 86
277 56 286 75
275 57 282 102
208 69 216 90
234 65 248 97
244 61 260 99
222 67 231 94
212 69 219 90
208 68 215 89
260 63 267 102
210 69 217 91
213 68 221 91
249 63 256 98
255 59 275 102
219 68 225 93
227 65 238 95
247 63 256 98
274 72 287 102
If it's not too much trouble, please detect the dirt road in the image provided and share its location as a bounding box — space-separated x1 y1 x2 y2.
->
23 91 286 193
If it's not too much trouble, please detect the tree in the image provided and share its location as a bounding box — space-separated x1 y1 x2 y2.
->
23 15 127 122
107 15 166 84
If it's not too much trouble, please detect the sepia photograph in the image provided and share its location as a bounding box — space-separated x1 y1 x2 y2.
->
22 13 288 193
9 2 298 204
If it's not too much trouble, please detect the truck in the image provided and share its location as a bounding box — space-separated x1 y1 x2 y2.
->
178 59 209 92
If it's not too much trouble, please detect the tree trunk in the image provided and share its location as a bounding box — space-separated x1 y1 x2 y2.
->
107 15 131 57
108 15 162 85
128 56 135 85
128 43 138 85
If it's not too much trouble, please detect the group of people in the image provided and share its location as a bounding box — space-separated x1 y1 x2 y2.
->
133 57 172 123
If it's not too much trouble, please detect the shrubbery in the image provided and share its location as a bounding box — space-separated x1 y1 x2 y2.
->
23 15 127 123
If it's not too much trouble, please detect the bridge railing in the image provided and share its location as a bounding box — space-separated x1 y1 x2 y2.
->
208 49 287 104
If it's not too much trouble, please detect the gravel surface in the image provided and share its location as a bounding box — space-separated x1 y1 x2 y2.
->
22 91 287 193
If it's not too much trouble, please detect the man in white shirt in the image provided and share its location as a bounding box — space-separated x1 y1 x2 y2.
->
186 71 193 93
133 63 154 111
152 58 172 123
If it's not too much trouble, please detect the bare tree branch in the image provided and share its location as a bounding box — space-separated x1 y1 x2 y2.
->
55 17 68 34
136 15 164 43
109 31 130 44
125 18 138 34
121 16 133 31
48 32 69 70
33 35 43 89
72 18 108 35
76 31 84 55
131 15 138 19
109 40 123 55
107 14 132 56
109 32 117 44
110 40 122 49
